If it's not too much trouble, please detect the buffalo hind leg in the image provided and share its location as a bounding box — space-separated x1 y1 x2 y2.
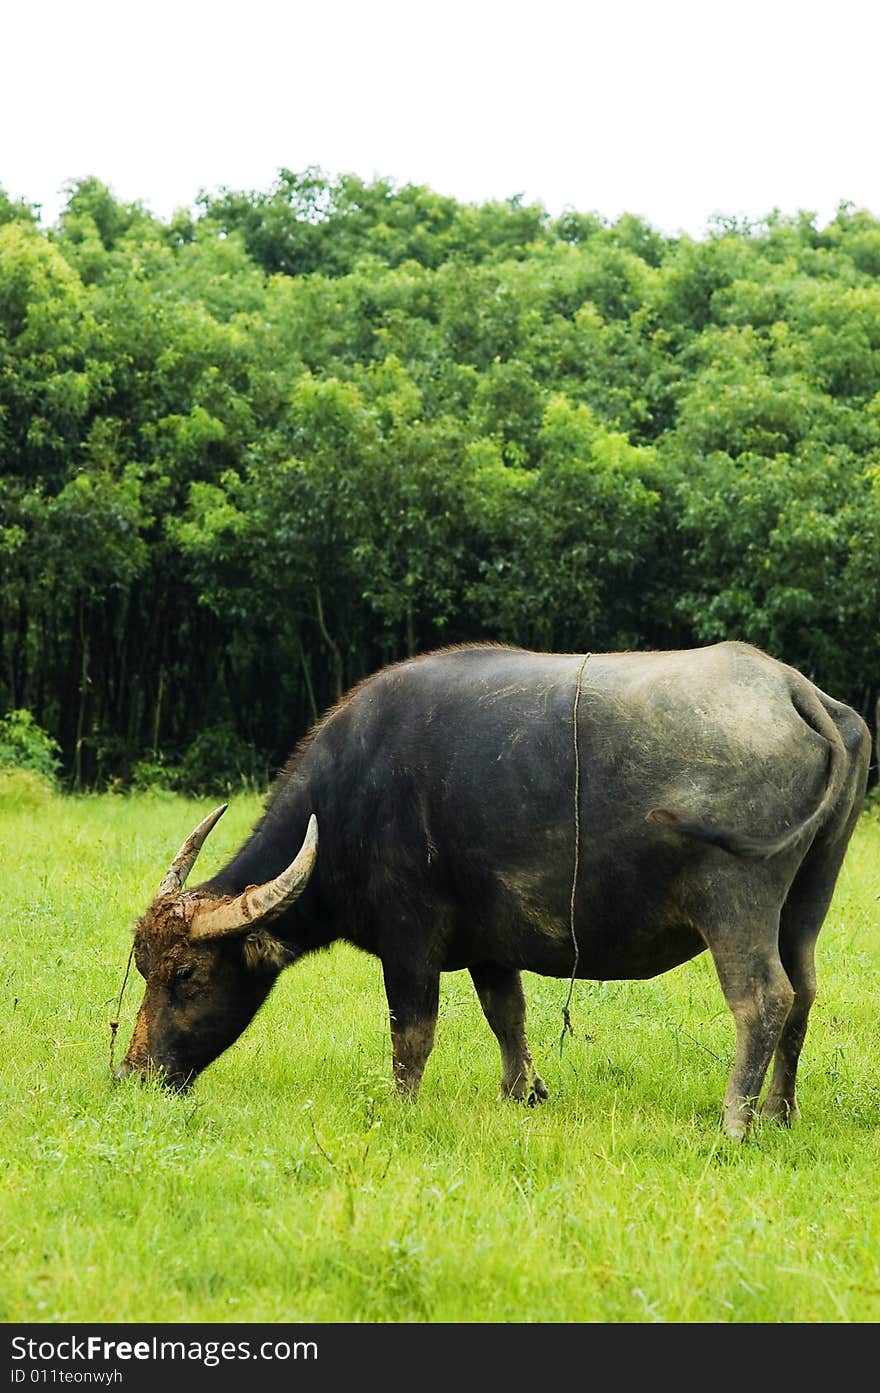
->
763 704 870 1125
470 964 548 1105
763 828 856 1124
760 931 816 1125
382 961 440 1098
763 707 869 1126
705 919 795 1141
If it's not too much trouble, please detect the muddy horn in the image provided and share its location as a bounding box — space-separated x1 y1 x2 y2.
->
189 814 319 940
156 803 228 896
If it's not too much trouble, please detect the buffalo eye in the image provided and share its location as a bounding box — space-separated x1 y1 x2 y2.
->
171 963 195 984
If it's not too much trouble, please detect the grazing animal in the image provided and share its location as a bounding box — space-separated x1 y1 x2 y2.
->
119 641 870 1139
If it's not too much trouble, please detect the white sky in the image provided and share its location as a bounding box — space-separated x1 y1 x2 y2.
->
2 0 878 238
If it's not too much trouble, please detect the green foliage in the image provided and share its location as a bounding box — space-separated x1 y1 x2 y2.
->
131 728 266 796
0 709 61 777
0 185 39 229
2 175 880 784
129 757 176 794
0 767 57 807
175 724 267 796
198 168 551 277
464 397 661 649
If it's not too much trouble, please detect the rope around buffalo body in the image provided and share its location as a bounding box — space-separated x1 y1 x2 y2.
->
108 943 135 1076
559 651 591 1054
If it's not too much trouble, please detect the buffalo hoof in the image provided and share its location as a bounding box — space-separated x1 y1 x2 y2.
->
761 1096 799 1126
724 1125 748 1143
505 1073 548 1106
722 1097 758 1141
527 1076 549 1106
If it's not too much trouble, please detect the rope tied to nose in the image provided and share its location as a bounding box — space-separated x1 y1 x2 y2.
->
559 651 591 1055
108 942 135 1076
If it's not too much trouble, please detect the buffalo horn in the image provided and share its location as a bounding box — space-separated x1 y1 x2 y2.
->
189 814 319 940
156 803 228 896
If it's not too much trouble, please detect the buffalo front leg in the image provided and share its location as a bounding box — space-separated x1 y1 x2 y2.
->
382 961 440 1098
470 963 548 1105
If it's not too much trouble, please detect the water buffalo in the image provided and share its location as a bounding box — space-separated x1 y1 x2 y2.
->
119 641 870 1139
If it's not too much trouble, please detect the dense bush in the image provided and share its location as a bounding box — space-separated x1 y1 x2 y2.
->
2 174 879 786
0 710 61 778
131 726 266 796
175 724 268 796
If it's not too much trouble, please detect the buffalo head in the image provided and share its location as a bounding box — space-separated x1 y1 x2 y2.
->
118 805 318 1090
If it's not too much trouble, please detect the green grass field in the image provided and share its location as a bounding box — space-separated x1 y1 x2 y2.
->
2 778 879 1323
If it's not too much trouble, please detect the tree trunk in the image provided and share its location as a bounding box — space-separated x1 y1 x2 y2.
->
73 599 90 792
314 585 343 702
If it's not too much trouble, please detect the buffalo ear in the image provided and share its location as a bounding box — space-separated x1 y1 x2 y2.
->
243 930 292 972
